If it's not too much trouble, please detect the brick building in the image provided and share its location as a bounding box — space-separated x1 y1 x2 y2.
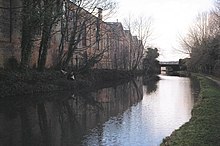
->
0 0 22 67
0 0 144 70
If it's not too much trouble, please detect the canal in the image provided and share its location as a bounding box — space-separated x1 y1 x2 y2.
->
0 75 195 146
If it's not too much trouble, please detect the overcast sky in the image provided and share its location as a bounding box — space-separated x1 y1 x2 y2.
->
107 0 216 61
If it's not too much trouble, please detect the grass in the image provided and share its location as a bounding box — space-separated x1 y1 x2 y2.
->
160 74 220 146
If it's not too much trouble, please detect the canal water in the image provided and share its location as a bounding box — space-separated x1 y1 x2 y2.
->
0 75 195 146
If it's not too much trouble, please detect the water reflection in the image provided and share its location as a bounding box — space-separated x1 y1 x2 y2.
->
0 77 143 146
82 75 194 146
143 75 160 94
0 75 194 146
141 75 194 145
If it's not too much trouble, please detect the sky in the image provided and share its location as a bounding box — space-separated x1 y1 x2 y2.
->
107 0 216 61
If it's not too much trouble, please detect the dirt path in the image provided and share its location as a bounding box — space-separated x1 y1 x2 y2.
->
207 76 220 86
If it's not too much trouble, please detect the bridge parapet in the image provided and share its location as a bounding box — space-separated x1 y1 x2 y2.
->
159 61 179 65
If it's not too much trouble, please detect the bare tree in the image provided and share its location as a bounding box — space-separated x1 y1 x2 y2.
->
37 0 63 71
20 0 41 70
19 0 116 71
180 11 220 74
56 0 117 70
123 16 153 71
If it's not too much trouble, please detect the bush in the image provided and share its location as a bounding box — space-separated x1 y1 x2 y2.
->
4 56 19 71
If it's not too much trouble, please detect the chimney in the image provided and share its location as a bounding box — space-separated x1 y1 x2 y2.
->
97 7 103 20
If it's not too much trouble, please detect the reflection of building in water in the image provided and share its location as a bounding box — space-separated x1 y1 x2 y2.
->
70 77 143 135
0 78 143 146
91 77 143 123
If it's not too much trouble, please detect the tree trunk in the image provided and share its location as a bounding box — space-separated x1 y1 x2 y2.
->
62 45 77 69
38 22 52 71
37 0 53 71
20 27 33 70
20 0 35 70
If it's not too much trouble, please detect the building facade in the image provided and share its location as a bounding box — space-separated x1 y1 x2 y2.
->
0 0 144 70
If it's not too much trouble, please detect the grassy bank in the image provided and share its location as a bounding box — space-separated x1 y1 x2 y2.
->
161 74 220 146
0 69 137 98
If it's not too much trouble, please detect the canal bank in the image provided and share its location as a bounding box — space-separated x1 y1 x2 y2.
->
0 69 138 98
161 74 220 146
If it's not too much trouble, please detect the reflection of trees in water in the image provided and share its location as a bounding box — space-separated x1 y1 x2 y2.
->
56 97 83 145
19 107 33 146
0 97 44 146
143 75 160 94
80 93 104 110
37 103 51 146
0 78 143 146
56 92 105 145
131 78 143 101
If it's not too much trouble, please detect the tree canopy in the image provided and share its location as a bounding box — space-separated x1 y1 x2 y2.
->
143 47 160 76
180 3 220 76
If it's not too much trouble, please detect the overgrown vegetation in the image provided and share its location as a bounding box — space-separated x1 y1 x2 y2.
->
0 69 136 98
179 2 220 77
143 47 160 76
160 74 220 146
